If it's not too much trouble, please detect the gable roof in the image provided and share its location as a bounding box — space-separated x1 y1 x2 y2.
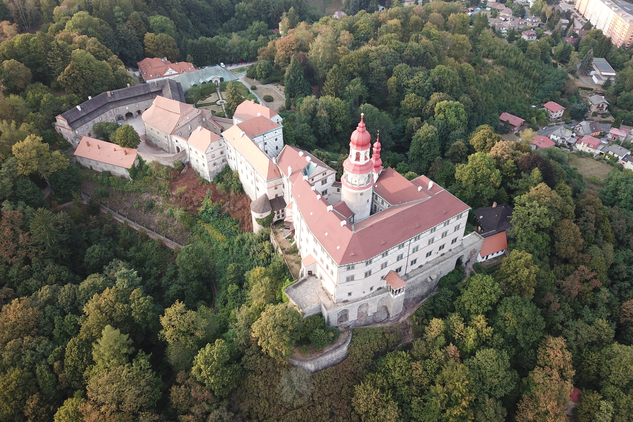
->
479 232 508 257
603 144 631 157
532 135 555 149
385 271 407 290
579 135 601 149
74 136 137 169
142 96 203 135
236 116 281 138
610 127 628 138
234 100 279 122
543 101 565 113
474 204 513 234
588 95 608 105
222 125 281 181
499 112 525 127
373 167 430 205
138 58 196 81
277 145 331 181
58 80 185 129
292 173 470 265
187 127 222 152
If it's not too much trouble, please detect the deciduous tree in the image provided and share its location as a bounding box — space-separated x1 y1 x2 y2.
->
191 339 240 397
251 303 302 361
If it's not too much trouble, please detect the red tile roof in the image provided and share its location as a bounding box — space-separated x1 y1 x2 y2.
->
223 125 280 181
610 127 628 138
333 201 354 219
277 145 330 181
74 136 138 169
236 116 281 138
479 232 508 257
499 112 525 128
302 254 317 267
292 175 470 265
142 96 203 135
579 135 601 150
234 100 278 122
532 135 555 149
543 101 565 113
385 271 407 290
373 168 429 205
187 127 222 152
138 58 195 81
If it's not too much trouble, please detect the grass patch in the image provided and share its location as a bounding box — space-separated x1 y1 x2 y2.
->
231 66 250 74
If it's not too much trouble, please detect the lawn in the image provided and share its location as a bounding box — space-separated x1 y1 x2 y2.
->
570 156 614 188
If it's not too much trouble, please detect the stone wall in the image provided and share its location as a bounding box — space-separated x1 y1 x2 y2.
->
138 150 187 168
289 331 352 373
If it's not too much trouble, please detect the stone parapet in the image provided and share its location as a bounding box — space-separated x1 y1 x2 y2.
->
289 330 352 373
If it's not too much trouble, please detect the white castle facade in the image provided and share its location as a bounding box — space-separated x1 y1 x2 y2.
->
71 95 484 326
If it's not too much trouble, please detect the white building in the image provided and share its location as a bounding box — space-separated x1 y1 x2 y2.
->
172 127 226 181
74 136 138 179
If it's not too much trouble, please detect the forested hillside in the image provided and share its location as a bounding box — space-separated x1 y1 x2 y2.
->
1 0 633 420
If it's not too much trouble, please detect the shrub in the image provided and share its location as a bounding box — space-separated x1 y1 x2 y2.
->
300 315 326 343
95 187 110 198
309 329 329 351
144 198 155 211
263 95 274 102
251 85 257 90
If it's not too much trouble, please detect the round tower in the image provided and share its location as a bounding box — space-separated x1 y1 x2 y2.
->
371 130 383 182
342 114 374 222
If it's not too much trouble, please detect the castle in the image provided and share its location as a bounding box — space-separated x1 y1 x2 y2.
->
64 94 483 326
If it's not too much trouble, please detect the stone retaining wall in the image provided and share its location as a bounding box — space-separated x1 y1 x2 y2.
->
289 331 352 373
138 149 187 168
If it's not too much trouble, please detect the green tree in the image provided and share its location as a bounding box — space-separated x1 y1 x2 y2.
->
224 81 242 119
92 121 119 142
54 397 85 422
284 56 311 109
352 382 400 422
323 64 347 98
408 123 440 175
113 124 140 149
495 250 539 299
469 125 502 153
191 339 241 398
453 152 502 209
579 48 594 75
251 303 302 361
91 325 133 371
0 59 32 93
434 100 468 134
466 348 518 399
12 134 69 179
455 274 503 318
144 32 179 62
0 368 37 421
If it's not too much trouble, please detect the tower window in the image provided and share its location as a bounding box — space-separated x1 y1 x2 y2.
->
355 152 360 161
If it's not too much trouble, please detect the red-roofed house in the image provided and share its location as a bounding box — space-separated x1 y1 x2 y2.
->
543 101 565 120
233 100 283 125
609 127 628 141
577 135 602 153
173 127 225 181
477 232 508 262
74 136 138 178
522 30 538 41
138 57 196 82
531 135 556 150
499 112 526 133
236 116 283 158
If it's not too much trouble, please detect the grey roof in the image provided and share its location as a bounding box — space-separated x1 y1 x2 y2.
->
270 196 287 212
604 144 631 157
171 66 238 91
577 121 601 134
552 127 573 138
474 204 514 235
593 58 616 74
250 194 272 214
588 95 609 105
60 80 184 129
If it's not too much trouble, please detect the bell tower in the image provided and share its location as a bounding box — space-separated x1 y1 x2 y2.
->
341 114 374 222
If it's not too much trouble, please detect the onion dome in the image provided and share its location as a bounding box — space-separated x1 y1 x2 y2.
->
350 113 371 150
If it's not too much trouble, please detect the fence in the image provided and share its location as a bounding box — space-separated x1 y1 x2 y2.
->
82 191 185 248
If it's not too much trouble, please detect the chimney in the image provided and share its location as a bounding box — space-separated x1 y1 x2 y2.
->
97 144 100 149
317 195 321 200
124 150 127 155
258 112 261 116
299 151 304 157
86 140 90 146
417 186 422 191
428 181 434 190
272 157 277 164
198 126 201 131
88 96 92 100
327 205 333 212
127 83 130 87
341 220 347 227
492 202 497 208
311 186 316 191
76 105 82 111
107 91 111 97
303 175 308 181
306 156 311 162
288 166 292 175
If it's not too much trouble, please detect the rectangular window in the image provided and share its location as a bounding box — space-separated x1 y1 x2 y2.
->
382 252 388 258
444 221 450 227
346 275 354 282
426 251 432 258
365 270 372 278
370 286 374 291
346 265 355 271
411 258 417 266
321 179 327 185
431 227 436 233
398 243 405 249
412 246 419 253
414 235 421 241
366 259 373 266
442 230 448 238
452 238 458 244
397 253 403 261
439 244 445 251
348 292 352 296
381 262 388 269
428 237 435 245
395 267 402 273
454 224 461 232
